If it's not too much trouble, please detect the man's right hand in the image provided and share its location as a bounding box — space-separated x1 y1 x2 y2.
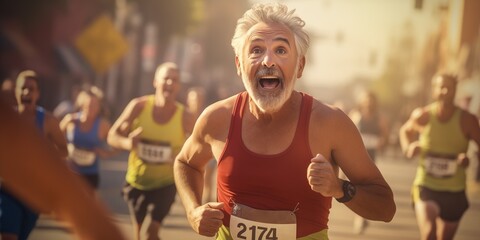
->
187 202 224 237
127 127 143 150
406 141 421 159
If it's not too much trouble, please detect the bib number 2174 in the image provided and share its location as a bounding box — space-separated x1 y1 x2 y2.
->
230 215 295 240
236 223 278 240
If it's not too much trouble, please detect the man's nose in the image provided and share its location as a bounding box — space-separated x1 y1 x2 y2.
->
262 51 276 68
441 87 448 95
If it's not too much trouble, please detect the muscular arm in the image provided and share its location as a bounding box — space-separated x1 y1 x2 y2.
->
107 99 142 151
399 108 427 158
0 100 126 240
331 109 395 222
175 106 218 211
309 105 395 222
174 103 228 236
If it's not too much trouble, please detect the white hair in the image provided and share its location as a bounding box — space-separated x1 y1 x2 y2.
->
231 3 310 58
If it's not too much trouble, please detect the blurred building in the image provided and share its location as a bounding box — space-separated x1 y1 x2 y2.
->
0 0 114 109
0 0 250 116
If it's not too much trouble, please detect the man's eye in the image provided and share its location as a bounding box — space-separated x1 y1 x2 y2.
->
251 47 262 54
276 48 287 54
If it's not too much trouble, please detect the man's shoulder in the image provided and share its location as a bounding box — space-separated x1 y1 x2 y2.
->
310 99 347 121
411 105 431 121
131 95 150 106
125 95 150 114
193 95 238 138
308 99 354 137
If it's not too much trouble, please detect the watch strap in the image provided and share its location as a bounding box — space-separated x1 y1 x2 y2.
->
335 180 356 203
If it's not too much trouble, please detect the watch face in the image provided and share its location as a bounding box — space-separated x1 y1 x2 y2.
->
336 180 356 203
347 183 356 197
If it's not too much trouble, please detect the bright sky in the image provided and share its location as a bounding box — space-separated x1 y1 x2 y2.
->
249 0 441 87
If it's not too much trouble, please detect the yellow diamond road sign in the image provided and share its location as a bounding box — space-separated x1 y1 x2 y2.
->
75 14 129 74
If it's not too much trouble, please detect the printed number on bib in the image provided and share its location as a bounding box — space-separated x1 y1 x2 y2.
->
230 203 296 240
68 144 96 166
137 140 172 164
425 156 457 178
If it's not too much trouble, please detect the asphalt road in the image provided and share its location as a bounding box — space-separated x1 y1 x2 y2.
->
30 151 480 240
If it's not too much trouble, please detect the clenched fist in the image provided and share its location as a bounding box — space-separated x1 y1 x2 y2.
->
187 202 225 237
307 154 343 199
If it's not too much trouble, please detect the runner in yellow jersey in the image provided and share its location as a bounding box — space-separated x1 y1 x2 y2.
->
108 62 195 240
400 73 480 240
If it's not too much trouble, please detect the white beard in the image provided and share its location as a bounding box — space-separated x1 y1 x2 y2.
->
242 63 298 114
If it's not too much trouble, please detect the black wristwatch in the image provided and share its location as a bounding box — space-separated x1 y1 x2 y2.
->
335 180 356 203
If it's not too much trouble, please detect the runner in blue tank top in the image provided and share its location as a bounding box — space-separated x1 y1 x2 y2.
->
0 70 68 240
60 86 116 190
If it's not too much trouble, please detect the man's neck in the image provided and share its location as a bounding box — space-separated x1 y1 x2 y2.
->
247 91 300 124
435 100 456 120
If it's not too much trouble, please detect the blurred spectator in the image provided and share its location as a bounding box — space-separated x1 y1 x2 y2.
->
186 86 206 119
348 90 390 234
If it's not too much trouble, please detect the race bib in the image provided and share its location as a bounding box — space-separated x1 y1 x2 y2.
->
362 133 379 149
137 140 172 164
424 155 457 178
68 144 96 166
230 203 296 240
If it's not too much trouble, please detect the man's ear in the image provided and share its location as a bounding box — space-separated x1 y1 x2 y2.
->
235 55 242 77
296 56 306 78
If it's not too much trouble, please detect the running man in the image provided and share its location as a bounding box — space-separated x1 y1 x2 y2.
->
60 85 116 191
174 3 396 239
107 62 195 240
0 94 126 240
0 70 68 240
400 73 480 240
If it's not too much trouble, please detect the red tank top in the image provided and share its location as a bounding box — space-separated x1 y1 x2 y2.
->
217 91 331 237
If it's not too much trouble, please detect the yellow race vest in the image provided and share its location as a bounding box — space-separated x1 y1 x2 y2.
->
126 95 186 190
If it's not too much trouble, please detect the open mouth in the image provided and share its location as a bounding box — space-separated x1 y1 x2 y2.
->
259 77 280 89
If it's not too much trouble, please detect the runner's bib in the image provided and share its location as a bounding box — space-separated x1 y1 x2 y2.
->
137 139 172 164
424 154 457 178
230 203 296 240
68 144 96 166
362 133 379 149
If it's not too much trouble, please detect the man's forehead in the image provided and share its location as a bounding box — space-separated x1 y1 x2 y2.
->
434 76 455 87
17 77 38 88
246 22 294 44
157 67 178 77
